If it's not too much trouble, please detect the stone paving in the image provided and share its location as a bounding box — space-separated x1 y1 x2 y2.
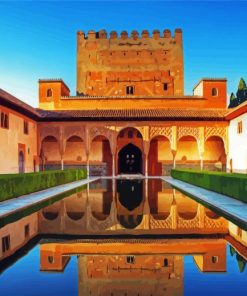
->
0 177 98 219
163 176 247 226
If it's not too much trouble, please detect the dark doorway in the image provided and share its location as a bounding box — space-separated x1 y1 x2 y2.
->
18 151 25 173
117 179 144 211
118 143 142 174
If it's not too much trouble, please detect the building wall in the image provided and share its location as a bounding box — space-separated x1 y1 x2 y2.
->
228 113 247 173
0 213 38 260
76 29 184 97
0 105 38 174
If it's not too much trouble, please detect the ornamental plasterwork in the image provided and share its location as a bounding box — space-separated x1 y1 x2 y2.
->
177 126 200 141
149 215 173 229
40 126 60 142
89 126 113 141
205 126 227 142
149 127 172 143
177 215 200 228
64 126 85 141
115 125 145 138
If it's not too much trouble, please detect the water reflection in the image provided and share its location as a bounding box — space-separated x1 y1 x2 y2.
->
1 178 247 295
38 179 228 235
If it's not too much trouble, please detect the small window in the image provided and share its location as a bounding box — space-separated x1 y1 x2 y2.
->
126 255 135 264
126 86 134 95
163 83 168 91
237 121 243 134
47 89 53 97
212 256 218 264
164 258 169 267
2 235 10 253
24 120 29 135
212 88 218 96
1 112 9 129
24 224 30 238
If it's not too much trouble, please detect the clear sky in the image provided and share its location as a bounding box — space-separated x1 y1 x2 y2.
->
0 0 247 107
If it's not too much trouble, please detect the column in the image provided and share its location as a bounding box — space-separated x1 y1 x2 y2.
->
86 153 90 178
112 152 116 178
61 157 64 171
145 154 148 177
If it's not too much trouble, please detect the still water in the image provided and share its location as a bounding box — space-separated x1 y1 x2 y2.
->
0 179 247 296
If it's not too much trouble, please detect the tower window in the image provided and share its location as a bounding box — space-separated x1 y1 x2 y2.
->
163 83 168 91
126 86 134 95
212 88 218 96
47 89 53 97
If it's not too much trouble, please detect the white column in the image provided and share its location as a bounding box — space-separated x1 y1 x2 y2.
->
112 153 115 177
61 158 64 171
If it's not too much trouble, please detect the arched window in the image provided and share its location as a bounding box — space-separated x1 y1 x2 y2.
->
47 88 53 97
212 88 218 96
128 130 133 138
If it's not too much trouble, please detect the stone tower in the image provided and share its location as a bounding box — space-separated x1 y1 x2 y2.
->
76 29 184 97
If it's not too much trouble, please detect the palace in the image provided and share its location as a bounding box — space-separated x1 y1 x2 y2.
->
0 28 245 175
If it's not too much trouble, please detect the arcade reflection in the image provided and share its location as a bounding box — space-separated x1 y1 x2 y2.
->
1 179 247 296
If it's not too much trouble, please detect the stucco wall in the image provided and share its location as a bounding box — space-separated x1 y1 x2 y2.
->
228 113 247 173
0 105 38 174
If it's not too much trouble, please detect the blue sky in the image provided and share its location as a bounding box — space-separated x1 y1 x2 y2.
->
0 1 247 107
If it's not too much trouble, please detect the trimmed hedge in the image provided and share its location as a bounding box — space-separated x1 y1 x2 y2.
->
171 169 247 203
0 169 87 202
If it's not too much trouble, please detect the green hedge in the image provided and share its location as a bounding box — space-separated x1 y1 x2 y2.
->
0 169 87 202
171 169 247 203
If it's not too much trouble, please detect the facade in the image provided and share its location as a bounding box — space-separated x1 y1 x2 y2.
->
226 101 247 173
0 28 242 176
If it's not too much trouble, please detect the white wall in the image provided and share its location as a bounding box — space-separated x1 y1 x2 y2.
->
228 113 247 173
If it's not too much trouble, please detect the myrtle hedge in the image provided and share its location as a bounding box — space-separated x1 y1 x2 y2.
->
0 169 87 202
171 169 247 203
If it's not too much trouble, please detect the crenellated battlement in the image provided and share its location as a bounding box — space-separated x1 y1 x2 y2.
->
76 28 184 97
77 28 182 42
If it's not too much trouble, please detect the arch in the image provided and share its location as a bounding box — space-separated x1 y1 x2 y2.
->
118 143 143 174
90 189 113 220
117 179 144 211
90 135 112 176
65 192 86 220
205 208 220 219
176 135 200 170
148 135 173 176
117 215 143 229
204 136 226 171
117 126 144 140
42 202 60 220
41 135 61 170
18 150 25 173
64 135 86 170
176 192 198 220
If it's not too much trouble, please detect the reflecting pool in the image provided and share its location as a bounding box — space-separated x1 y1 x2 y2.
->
0 179 247 296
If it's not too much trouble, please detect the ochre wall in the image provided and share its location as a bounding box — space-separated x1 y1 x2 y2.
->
76 29 184 97
0 105 38 173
